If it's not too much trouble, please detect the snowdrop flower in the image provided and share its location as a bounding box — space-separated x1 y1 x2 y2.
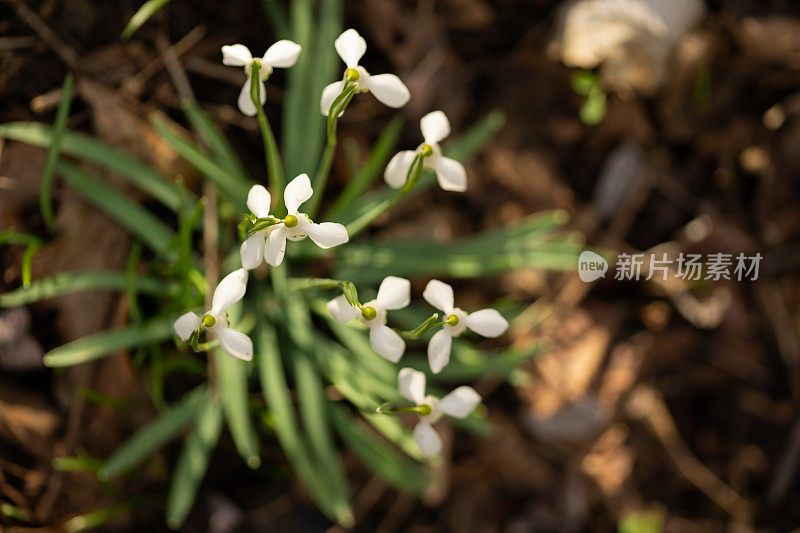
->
221 40 301 116
320 28 410 116
174 269 253 361
423 279 509 374
398 367 481 457
240 175 349 268
385 110 467 192
327 276 410 362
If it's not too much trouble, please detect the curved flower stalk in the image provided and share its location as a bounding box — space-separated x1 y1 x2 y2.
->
327 276 411 362
240 175 349 268
385 110 467 192
423 279 509 373
222 40 302 116
174 269 253 361
320 29 410 116
397 367 481 457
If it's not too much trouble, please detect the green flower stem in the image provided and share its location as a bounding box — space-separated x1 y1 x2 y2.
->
307 83 358 218
250 62 285 214
399 313 441 339
41 72 74 233
288 277 347 291
345 152 424 237
376 404 432 416
247 216 282 235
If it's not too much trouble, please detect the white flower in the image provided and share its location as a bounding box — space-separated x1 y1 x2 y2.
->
385 110 467 192
320 28 410 116
240 175 349 269
397 367 481 457
422 279 509 374
174 269 253 361
327 276 410 362
221 40 301 116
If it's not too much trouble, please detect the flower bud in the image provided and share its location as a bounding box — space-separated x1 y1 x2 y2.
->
361 306 377 321
345 68 360 82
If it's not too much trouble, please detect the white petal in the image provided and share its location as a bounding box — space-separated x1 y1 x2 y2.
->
432 156 467 192
237 77 265 117
363 73 410 108
384 150 416 189
326 295 360 323
376 276 410 310
420 110 451 144
369 325 405 363
283 173 313 214
305 222 348 249
246 185 271 218
423 279 454 313
398 367 426 405
427 329 452 374
320 80 346 117
335 29 366 68
221 44 252 66
437 386 481 419
264 226 288 266
413 422 442 457
174 311 201 341
240 233 265 270
262 39 301 68
466 309 509 338
216 327 253 361
211 269 249 313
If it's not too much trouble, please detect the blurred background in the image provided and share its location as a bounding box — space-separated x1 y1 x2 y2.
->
2 0 800 531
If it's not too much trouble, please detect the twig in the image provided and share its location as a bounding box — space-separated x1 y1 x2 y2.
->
7 0 80 68
156 32 196 103
626 385 753 521
767 410 800 505
122 25 206 95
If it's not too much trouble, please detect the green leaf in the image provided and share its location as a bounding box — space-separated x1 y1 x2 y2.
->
0 270 178 308
255 317 348 525
122 0 172 39
579 90 607 126
286 300 352 524
100 386 206 479
53 453 103 474
181 100 250 186
325 115 403 219
1 503 29 522
214 350 260 468
282 0 341 179
331 404 430 493
56 161 175 255
64 500 136 532
571 69 597 95
150 116 250 209
165 392 223 530
44 315 176 367
337 212 578 282
0 122 184 210
40 73 74 232
261 0 290 37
